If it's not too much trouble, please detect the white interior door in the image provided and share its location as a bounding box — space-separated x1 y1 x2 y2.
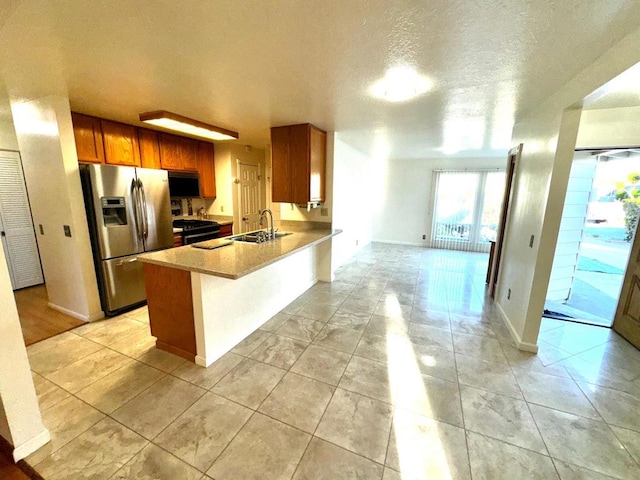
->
0 150 43 289
238 162 262 233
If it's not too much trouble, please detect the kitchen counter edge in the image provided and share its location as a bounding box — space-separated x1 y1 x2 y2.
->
137 229 341 280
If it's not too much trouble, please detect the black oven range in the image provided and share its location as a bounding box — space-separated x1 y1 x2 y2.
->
173 219 221 245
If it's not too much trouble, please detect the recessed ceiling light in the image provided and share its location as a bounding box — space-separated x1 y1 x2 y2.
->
370 66 432 102
139 111 238 141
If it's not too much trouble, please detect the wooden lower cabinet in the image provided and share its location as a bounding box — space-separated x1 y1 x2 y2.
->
219 224 232 237
143 263 196 361
173 233 183 247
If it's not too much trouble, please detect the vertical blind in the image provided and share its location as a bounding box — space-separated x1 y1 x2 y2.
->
430 170 506 253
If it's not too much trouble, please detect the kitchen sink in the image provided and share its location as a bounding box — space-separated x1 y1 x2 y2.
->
230 231 292 244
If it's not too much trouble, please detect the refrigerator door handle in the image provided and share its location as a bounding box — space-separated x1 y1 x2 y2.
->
138 179 149 239
131 179 142 242
116 257 138 266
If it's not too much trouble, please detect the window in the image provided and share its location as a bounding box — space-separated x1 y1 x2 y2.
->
430 170 506 252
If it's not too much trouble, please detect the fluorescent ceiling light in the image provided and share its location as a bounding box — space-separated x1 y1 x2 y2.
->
139 111 238 141
370 66 432 102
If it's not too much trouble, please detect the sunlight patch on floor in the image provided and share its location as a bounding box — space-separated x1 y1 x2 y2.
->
385 294 454 480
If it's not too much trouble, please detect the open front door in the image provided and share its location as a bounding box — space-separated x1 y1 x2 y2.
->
613 218 640 348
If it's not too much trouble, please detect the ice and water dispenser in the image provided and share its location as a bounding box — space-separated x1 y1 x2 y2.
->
100 197 127 226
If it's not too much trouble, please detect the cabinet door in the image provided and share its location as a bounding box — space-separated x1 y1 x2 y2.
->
158 133 183 170
219 224 233 237
271 126 292 202
180 137 199 171
197 142 216 198
159 133 199 171
71 113 105 163
309 125 326 202
101 120 141 167
173 233 182 247
290 124 311 205
138 128 161 169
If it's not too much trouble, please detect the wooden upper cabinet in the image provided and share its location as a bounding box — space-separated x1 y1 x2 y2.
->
271 123 326 204
71 113 105 164
197 142 216 198
101 120 141 167
138 128 161 169
158 133 183 170
308 126 326 203
271 126 291 202
180 137 199 171
159 134 198 171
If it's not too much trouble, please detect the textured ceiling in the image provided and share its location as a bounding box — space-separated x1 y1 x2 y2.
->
1 0 640 159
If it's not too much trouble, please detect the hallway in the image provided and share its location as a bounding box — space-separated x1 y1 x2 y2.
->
21 245 640 479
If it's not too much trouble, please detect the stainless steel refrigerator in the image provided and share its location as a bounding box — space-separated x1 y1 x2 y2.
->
80 164 173 315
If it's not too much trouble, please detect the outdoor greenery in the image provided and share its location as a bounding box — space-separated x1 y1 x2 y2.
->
617 172 640 241
623 199 640 241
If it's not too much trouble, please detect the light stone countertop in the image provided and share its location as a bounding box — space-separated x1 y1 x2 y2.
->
137 228 340 279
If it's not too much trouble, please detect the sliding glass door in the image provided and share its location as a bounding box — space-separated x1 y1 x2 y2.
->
431 170 506 252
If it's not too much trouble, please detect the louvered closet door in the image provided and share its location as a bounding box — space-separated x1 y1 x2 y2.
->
0 150 43 289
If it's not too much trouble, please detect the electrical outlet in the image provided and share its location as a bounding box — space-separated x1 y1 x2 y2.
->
422 234 426 240
356 239 359 246
320 208 329 217
63 225 72 237
507 288 511 300
221 205 224 213
529 234 534 248
39 224 44 235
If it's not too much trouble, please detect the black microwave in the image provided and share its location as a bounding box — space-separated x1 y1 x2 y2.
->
168 171 201 198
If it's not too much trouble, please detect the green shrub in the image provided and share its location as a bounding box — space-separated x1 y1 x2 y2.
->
622 198 640 241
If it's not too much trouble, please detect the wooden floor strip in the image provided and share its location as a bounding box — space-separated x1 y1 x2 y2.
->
14 285 85 346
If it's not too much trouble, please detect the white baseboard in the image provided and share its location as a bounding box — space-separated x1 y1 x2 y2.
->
373 239 426 247
495 302 539 353
47 303 104 322
12 428 51 462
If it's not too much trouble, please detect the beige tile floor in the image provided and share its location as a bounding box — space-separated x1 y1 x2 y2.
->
24 244 640 479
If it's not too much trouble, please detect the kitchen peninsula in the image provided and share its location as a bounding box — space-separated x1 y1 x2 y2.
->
137 227 340 367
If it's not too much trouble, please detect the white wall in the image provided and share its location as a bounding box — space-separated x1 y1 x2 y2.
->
331 134 374 268
496 26 640 349
577 106 640 149
11 95 102 321
373 156 505 245
0 242 50 460
0 117 18 150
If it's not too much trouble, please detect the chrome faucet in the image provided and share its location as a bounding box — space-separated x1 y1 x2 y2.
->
259 209 275 240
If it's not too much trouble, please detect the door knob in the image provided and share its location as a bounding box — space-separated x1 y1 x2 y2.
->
0 231 5 237
242 217 249 222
